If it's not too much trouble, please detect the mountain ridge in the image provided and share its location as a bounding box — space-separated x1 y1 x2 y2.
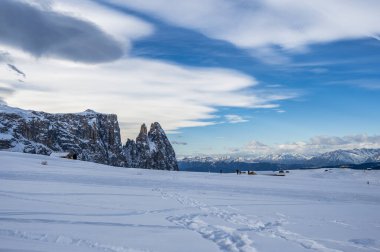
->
0 104 178 170
179 148 380 172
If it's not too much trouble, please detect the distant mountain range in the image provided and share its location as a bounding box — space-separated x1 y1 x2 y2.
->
308 148 380 166
178 148 380 172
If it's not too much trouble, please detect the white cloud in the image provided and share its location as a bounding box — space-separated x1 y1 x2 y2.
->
109 0 380 58
50 0 153 44
327 79 380 90
242 140 272 154
1 46 295 141
0 0 299 141
224 114 249 124
236 134 380 155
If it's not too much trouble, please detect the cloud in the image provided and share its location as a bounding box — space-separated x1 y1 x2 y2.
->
7 64 26 77
1 46 296 140
109 0 380 60
235 134 380 155
50 0 153 44
171 141 188 146
224 114 249 124
0 1 298 141
0 86 15 105
241 140 272 154
0 0 152 63
327 79 380 90
0 51 12 63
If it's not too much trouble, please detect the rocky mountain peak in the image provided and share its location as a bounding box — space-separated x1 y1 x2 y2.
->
149 122 163 132
137 123 148 140
0 105 178 170
84 109 97 113
122 122 178 171
147 122 178 171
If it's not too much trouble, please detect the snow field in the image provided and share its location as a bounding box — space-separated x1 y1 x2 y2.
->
0 151 380 252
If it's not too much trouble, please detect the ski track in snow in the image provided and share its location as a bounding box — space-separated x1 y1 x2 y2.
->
0 228 150 252
168 214 256 252
315 238 380 252
154 188 344 252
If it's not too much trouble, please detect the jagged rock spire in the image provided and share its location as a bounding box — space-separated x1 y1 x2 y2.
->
150 122 163 132
138 123 148 137
148 122 178 171
123 122 179 171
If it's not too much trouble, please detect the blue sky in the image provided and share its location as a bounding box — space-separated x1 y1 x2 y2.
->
0 0 379 156
168 38 380 155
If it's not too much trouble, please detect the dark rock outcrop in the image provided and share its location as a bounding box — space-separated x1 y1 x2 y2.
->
0 106 123 166
0 105 178 170
123 122 179 171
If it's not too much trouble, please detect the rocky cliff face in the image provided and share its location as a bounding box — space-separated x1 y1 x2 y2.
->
0 105 123 166
123 123 178 171
0 105 178 170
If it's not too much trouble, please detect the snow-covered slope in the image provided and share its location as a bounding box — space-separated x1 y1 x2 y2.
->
1 151 379 252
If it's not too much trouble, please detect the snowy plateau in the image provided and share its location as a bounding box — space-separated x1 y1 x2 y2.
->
1 151 380 252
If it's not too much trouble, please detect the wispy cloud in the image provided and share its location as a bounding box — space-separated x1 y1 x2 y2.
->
224 114 249 124
171 141 187 146
372 34 380 41
109 0 380 62
1 46 295 140
7 64 25 77
0 86 14 104
327 79 380 90
0 51 12 63
51 0 153 43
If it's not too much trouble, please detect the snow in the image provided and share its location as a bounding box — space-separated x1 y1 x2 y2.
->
0 104 36 120
50 152 70 158
88 117 97 125
78 109 100 116
148 140 157 153
0 151 380 252
0 104 103 118
0 132 12 140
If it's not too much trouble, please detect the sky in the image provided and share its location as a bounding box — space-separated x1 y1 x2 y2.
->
0 0 379 156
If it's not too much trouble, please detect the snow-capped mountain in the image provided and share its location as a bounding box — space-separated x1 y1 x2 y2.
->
179 149 380 171
255 153 311 164
180 153 311 164
309 148 380 166
0 104 178 170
